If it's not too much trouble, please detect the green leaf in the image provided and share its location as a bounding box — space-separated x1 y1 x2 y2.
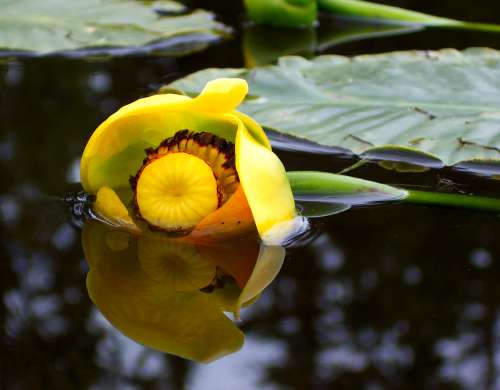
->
0 0 228 56
288 171 408 204
295 200 350 218
169 49 500 174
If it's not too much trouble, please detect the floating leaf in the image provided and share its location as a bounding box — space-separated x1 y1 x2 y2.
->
288 171 408 205
169 49 500 175
0 0 228 56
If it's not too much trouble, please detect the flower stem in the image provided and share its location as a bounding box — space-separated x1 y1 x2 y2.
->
405 190 500 213
318 0 500 32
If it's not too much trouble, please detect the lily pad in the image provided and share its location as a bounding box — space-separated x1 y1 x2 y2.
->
0 0 228 56
169 48 500 175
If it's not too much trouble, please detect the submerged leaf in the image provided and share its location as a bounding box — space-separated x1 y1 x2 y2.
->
170 49 500 175
0 0 228 56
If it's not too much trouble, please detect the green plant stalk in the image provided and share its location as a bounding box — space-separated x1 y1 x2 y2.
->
318 0 500 32
287 171 500 213
406 190 500 213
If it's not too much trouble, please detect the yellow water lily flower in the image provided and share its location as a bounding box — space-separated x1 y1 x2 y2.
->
83 220 285 362
80 78 299 243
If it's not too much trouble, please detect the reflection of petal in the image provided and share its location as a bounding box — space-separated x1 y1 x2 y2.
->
88 273 245 363
81 220 285 363
83 220 243 362
137 236 216 292
198 239 260 288
236 245 285 316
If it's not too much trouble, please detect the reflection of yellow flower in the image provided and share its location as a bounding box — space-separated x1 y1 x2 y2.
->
83 220 285 362
80 78 298 242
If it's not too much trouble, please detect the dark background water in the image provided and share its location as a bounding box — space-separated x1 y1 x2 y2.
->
2 1 500 389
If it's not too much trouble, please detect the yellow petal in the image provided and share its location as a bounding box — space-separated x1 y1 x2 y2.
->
232 111 271 149
189 186 257 241
94 186 140 232
233 115 297 241
191 78 248 113
81 86 243 193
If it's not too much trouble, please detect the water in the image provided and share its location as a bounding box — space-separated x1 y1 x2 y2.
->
2 1 500 388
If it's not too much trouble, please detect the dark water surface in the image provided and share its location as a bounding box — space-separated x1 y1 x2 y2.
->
2 1 500 389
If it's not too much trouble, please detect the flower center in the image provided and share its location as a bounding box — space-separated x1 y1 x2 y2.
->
131 130 239 232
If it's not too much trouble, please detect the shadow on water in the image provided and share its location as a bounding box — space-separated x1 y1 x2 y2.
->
2 0 500 388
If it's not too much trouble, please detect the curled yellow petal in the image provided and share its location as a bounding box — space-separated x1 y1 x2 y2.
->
190 186 257 240
191 78 248 113
233 115 297 242
94 186 140 232
81 94 239 193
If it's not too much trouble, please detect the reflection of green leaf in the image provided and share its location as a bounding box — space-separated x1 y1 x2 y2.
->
316 20 421 52
0 0 228 56
170 49 500 174
243 25 316 67
243 21 419 67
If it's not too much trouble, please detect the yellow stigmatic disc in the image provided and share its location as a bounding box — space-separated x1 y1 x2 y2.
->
141 130 239 205
135 152 219 231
